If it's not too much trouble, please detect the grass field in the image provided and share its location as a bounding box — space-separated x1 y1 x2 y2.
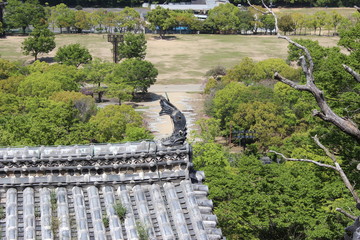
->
274 7 357 17
0 33 340 84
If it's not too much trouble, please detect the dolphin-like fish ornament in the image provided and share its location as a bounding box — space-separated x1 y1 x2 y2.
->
159 96 187 146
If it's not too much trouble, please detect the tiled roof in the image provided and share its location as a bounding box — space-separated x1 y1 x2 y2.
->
0 141 224 240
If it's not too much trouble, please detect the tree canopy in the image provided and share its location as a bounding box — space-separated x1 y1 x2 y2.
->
55 43 92 67
118 32 147 60
21 23 55 60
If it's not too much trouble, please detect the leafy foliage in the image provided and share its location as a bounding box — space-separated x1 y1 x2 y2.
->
5 0 45 34
106 58 158 93
146 6 172 38
55 43 92 67
118 32 147 60
89 104 144 143
278 14 295 34
0 59 151 146
22 23 55 60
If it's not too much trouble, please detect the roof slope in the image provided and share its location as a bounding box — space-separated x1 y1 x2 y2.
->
0 141 223 240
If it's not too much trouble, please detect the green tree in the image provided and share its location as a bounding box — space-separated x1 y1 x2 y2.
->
314 10 328 35
82 58 115 102
193 142 230 169
89 104 144 142
5 0 45 34
74 10 91 33
222 57 256 83
253 58 301 81
52 3 75 33
0 22 3 35
170 10 201 32
103 11 116 33
278 14 295 35
291 12 305 35
260 13 275 34
91 9 106 32
118 32 147 60
205 3 240 34
55 43 92 67
21 23 55 61
146 6 173 38
233 101 288 150
329 10 343 33
49 91 97 122
307 14 319 35
0 58 22 80
116 7 144 33
18 64 80 97
107 58 158 93
105 80 133 105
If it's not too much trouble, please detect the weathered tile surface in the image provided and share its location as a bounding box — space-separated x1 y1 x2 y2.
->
0 142 223 240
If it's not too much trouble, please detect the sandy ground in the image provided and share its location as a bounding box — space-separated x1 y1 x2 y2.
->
135 84 204 140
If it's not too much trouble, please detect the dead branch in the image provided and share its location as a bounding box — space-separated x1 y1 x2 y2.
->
269 150 337 170
336 208 357 220
343 64 360 83
271 136 360 205
247 0 360 140
355 5 360 13
313 135 360 204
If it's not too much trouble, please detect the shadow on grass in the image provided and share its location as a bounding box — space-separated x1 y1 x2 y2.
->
152 35 178 41
28 57 55 64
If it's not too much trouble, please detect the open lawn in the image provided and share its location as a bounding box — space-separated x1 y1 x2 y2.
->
273 7 357 17
0 33 340 84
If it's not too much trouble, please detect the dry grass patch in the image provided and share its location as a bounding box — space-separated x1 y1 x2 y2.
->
0 33 340 84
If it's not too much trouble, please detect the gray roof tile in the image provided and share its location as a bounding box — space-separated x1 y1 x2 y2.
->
0 142 224 239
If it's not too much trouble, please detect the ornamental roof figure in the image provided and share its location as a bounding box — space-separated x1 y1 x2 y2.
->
0 100 224 240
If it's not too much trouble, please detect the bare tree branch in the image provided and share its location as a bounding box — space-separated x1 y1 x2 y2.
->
269 150 337 170
355 5 360 13
273 73 309 90
313 135 360 205
271 135 360 205
343 64 360 83
336 208 357 220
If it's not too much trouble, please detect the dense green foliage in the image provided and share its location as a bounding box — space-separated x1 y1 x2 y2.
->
4 1 358 37
198 19 360 239
5 0 45 34
21 24 55 60
0 59 152 146
32 0 358 8
106 58 158 93
55 43 92 67
118 32 147 60
194 149 356 239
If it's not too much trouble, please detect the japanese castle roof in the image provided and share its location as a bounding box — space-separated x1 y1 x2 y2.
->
0 141 224 240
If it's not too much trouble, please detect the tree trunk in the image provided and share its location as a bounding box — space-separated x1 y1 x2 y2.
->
22 26 26 34
98 82 102 102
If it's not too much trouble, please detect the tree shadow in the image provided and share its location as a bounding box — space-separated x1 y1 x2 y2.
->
38 57 55 63
28 57 55 64
152 35 178 41
133 92 163 103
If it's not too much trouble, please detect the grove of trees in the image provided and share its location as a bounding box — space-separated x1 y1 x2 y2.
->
192 6 360 239
3 1 358 37
0 58 153 146
32 0 360 8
